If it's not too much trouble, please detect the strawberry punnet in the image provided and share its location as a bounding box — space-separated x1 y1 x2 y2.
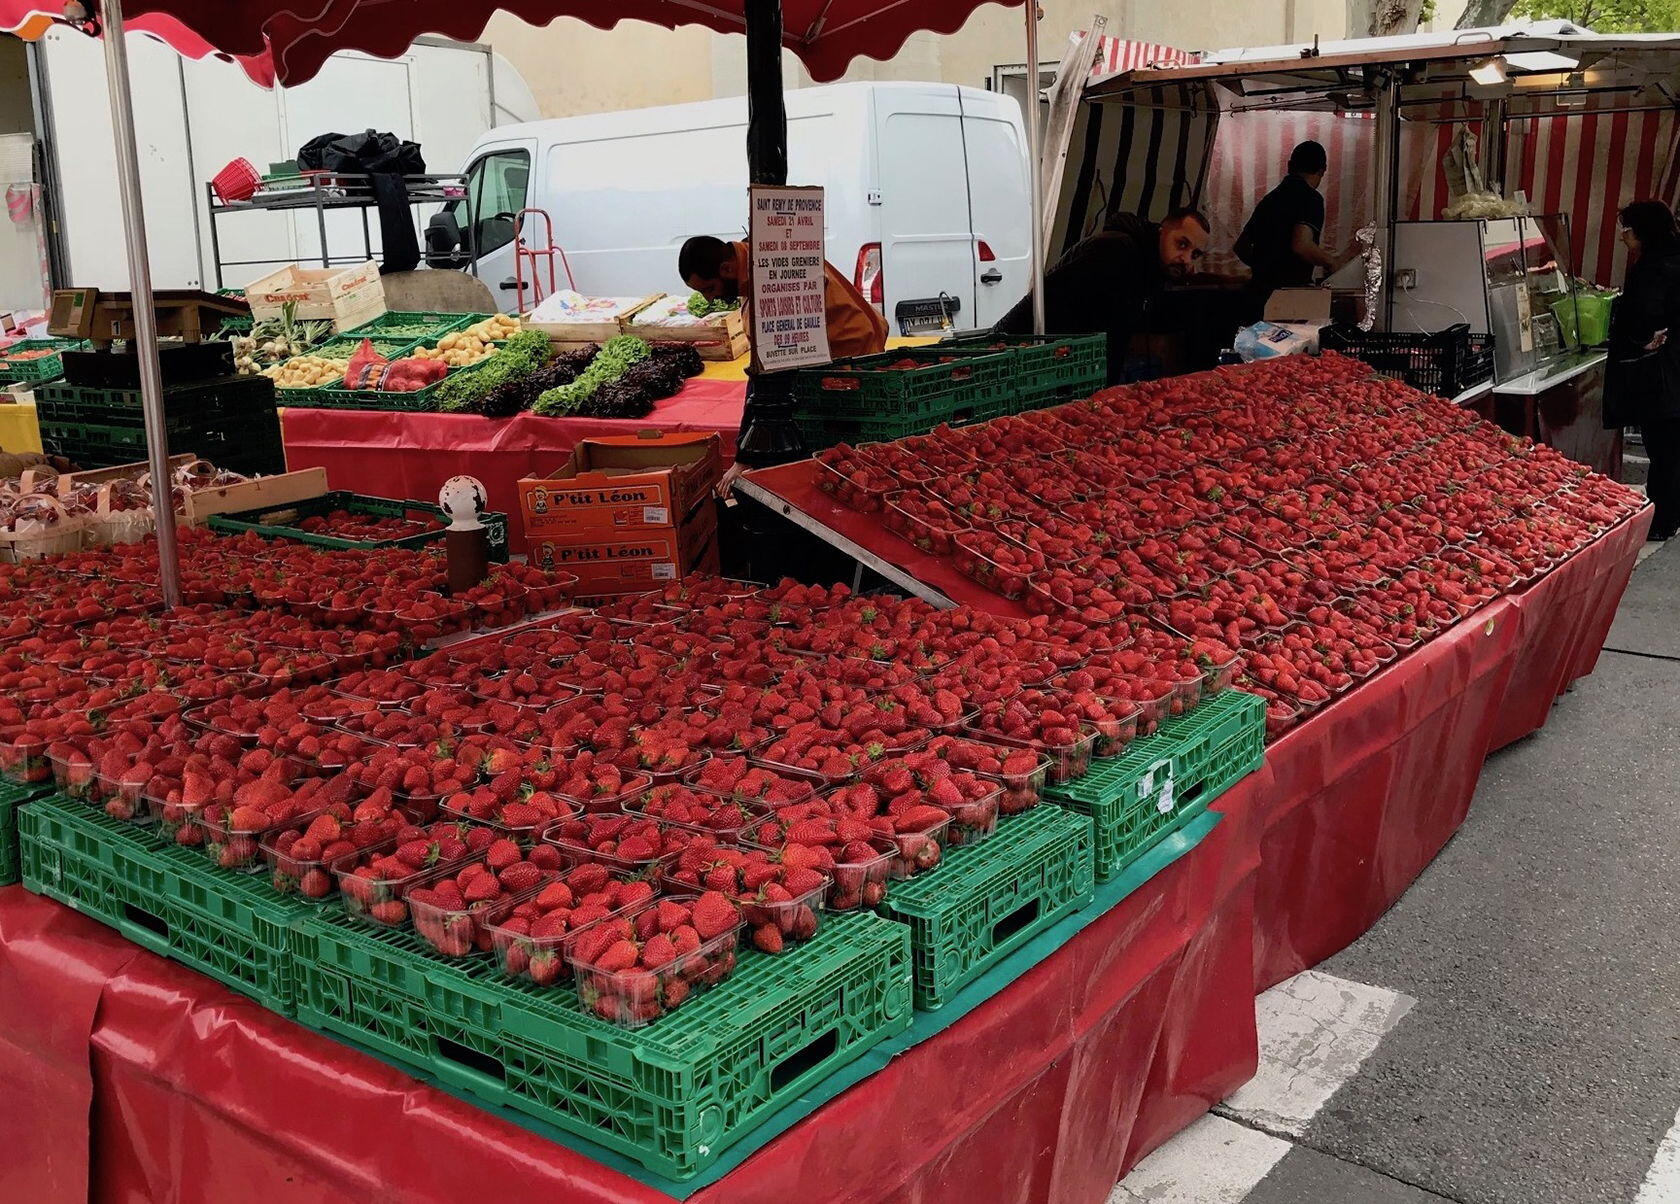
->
568 892 742 1026
485 862 657 985
405 839 566 956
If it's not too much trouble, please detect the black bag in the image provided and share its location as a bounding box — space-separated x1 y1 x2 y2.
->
297 130 427 273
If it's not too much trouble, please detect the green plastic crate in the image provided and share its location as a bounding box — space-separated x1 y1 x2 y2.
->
794 395 1010 452
343 310 476 343
1046 689 1265 880
0 338 89 385
206 489 508 562
0 780 49 886
793 346 1015 421
307 333 423 361
290 909 911 1180
877 806 1094 1010
33 373 276 422
945 331 1109 411
16 797 307 1012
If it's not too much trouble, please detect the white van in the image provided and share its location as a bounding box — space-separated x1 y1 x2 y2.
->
426 82 1032 334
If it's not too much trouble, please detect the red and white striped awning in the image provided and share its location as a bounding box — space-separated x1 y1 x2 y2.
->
1075 32 1197 77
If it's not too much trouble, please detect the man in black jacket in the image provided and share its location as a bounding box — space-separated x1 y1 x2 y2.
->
998 208 1209 385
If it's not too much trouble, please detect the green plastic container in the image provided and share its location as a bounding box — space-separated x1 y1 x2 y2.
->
1045 690 1265 880
0 780 49 886
948 331 1108 411
290 909 911 1180
877 805 1094 1010
206 489 509 561
0 338 89 385
793 346 1015 420
17 798 308 1012
343 311 476 343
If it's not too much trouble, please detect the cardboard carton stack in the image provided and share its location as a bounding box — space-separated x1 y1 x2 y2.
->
518 432 723 597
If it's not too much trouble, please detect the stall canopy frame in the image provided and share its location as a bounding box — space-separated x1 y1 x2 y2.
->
1058 23 1680 295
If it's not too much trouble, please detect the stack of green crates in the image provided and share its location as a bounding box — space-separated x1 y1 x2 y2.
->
33 374 283 475
792 345 1015 449
791 333 1107 450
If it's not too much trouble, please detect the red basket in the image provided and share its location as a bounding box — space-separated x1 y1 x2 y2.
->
212 158 261 204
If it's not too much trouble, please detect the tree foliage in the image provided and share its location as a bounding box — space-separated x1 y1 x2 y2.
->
1507 0 1680 30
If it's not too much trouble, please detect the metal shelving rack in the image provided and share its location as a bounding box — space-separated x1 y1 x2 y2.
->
204 172 473 288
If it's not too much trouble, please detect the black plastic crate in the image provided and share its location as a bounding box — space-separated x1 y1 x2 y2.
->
61 341 235 388
1319 324 1493 397
33 373 277 424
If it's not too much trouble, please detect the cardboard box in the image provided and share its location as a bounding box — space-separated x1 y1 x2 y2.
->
529 499 719 594
518 431 722 540
1262 288 1334 352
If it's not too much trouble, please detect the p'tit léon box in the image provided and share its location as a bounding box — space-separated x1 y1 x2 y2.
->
530 492 720 596
518 431 720 539
520 431 723 595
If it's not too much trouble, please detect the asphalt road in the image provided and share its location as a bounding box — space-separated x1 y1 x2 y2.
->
1116 536 1680 1204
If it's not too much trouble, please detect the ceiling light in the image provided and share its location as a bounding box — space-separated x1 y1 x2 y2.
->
1468 56 1509 87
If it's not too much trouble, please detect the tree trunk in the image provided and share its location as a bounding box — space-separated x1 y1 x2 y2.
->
1369 0 1428 35
1455 0 1520 28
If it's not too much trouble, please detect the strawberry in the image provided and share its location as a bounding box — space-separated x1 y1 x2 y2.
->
690 891 740 940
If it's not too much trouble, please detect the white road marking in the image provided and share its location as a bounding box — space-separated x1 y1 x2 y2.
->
1217 970 1415 1138
1107 1114 1291 1204
1634 1104 1680 1203
1112 970 1414 1201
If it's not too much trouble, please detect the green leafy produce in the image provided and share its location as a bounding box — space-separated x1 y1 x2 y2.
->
533 335 650 416
435 328 552 412
686 292 740 318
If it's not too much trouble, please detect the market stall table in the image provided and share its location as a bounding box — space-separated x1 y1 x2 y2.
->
0 500 1648 1204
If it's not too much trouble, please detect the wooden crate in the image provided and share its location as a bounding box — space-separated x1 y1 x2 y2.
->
179 467 328 527
246 262 387 329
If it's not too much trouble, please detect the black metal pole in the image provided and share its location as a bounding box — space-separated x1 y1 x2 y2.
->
737 0 805 467
745 0 787 187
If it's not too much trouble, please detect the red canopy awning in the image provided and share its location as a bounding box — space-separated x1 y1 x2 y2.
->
0 0 1018 87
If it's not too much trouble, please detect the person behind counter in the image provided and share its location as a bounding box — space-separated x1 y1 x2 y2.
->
1605 199 1680 541
679 234 888 492
1235 140 1340 308
996 207 1210 385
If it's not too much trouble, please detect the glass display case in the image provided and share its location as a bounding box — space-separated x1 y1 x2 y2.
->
1389 215 1579 385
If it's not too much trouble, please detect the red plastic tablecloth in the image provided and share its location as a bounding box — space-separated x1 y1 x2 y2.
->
280 379 745 555
0 467 1650 1204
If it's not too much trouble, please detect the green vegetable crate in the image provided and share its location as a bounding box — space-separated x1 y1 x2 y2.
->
0 780 49 886
344 311 477 343
877 805 1094 1011
0 338 89 385
207 489 509 561
1046 689 1265 881
17 798 309 1013
791 345 1018 450
290 909 912 1180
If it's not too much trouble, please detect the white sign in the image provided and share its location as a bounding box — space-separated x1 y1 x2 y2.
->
748 184 831 372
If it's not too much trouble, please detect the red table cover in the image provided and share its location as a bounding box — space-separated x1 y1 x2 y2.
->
280 380 744 556
0 469 1649 1204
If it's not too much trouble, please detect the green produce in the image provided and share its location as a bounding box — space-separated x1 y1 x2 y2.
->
533 335 649 416
435 329 552 412
686 292 740 318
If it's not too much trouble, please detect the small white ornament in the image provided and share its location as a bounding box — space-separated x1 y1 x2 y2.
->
439 476 487 532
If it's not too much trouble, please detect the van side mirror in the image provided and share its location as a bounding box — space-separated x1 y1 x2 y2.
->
426 210 465 268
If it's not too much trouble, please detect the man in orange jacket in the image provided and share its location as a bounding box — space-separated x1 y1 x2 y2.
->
680 235 888 491
680 235 889 361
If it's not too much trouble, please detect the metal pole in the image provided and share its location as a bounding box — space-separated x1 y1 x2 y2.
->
1023 0 1047 335
101 0 180 607
1371 68 1401 332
